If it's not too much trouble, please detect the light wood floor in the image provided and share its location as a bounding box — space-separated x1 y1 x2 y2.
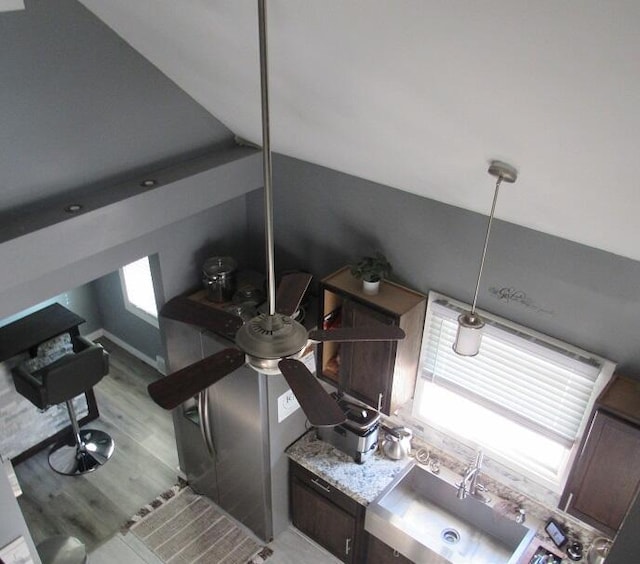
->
14 337 180 552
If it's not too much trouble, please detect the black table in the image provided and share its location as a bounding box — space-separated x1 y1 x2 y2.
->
0 303 84 362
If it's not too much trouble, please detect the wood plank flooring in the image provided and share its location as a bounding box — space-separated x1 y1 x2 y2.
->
13 337 180 552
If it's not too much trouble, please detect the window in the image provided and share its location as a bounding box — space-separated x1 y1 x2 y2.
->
413 292 615 492
119 257 158 327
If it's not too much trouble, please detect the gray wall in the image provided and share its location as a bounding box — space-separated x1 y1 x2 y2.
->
0 150 261 321
0 284 99 333
91 268 162 362
265 154 640 375
0 0 234 213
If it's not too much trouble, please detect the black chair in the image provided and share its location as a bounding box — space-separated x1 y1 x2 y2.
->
12 335 114 475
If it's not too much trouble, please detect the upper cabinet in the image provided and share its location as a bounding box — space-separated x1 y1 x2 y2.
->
561 374 640 536
317 267 426 415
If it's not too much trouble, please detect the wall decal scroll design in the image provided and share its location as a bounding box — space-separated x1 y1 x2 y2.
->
488 286 554 315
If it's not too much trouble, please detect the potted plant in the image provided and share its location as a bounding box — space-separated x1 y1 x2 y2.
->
350 252 392 295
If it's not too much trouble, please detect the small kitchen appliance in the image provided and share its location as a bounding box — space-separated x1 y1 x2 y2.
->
202 256 237 302
317 396 380 464
381 426 412 460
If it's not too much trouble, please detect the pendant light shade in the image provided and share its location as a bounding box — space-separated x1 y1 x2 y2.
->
454 313 485 356
453 161 518 357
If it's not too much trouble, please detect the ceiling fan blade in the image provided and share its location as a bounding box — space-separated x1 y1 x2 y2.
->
148 348 245 410
160 295 243 337
279 358 346 427
308 326 406 343
276 272 312 317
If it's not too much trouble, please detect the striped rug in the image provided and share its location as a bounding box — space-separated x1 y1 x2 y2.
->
128 486 272 564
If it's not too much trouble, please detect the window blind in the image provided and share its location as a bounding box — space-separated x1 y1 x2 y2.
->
421 299 603 447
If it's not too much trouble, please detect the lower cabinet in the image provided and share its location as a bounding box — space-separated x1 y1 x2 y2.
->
290 461 365 563
366 534 414 564
289 460 414 563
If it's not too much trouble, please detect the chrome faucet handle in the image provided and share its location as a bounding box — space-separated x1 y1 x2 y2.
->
415 448 430 465
515 507 526 524
429 456 440 474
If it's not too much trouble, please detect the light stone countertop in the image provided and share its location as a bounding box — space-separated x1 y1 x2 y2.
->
286 430 409 506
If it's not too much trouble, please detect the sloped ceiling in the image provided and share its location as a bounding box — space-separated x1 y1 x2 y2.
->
77 1 640 262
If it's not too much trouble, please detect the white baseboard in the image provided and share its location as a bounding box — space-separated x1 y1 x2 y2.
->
85 329 166 375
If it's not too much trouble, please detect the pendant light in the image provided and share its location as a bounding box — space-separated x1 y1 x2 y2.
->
453 160 518 356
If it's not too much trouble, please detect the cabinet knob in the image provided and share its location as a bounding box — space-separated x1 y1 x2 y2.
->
345 538 352 555
377 393 383 411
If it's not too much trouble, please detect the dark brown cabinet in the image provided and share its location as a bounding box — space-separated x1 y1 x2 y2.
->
290 460 366 563
365 534 414 564
317 267 426 414
561 375 640 536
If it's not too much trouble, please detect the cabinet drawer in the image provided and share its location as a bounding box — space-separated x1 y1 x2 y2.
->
290 460 361 516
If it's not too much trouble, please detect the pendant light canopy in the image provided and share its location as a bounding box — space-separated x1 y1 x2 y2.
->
453 160 518 356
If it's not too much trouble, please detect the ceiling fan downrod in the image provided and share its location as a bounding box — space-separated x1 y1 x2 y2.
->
258 0 276 317
234 0 310 372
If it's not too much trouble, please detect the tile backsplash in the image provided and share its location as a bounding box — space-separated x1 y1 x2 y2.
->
0 357 88 460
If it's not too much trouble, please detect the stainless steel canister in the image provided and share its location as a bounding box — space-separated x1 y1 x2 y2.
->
202 256 237 302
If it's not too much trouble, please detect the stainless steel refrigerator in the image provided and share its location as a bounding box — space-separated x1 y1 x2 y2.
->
164 317 308 542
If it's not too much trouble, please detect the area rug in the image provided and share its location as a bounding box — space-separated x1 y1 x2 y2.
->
124 485 272 564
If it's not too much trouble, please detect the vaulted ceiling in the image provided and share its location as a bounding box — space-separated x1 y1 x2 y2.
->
26 2 640 261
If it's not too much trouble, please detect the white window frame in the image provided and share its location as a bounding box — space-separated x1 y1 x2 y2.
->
119 257 159 328
412 291 615 493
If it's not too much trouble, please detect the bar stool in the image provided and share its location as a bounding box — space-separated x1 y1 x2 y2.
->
36 536 88 564
12 334 113 475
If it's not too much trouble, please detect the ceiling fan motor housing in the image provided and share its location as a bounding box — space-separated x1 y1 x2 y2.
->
235 313 308 374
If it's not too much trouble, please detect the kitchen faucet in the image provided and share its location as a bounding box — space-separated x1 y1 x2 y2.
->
456 450 490 503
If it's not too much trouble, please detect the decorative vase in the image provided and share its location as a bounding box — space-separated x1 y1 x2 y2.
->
362 279 380 295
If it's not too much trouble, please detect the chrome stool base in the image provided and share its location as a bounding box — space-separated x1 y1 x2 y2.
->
49 429 114 475
37 535 88 564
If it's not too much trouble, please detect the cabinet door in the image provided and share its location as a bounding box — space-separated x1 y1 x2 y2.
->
366 534 414 564
291 478 357 563
565 410 640 535
341 299 396 410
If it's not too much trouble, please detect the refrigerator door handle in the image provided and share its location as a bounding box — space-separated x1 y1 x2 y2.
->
198 390 216 458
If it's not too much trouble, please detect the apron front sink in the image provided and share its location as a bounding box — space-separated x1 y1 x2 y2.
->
365 461 535 563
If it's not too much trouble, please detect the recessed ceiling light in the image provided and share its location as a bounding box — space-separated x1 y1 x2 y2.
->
140 179 157 188
64 204 83 213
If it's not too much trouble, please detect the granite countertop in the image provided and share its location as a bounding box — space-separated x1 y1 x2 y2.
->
286 430 409 506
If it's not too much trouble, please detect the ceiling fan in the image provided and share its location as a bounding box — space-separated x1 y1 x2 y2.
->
147 0 405 427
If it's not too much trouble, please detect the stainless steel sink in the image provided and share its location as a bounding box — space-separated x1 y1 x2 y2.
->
365 461 535 563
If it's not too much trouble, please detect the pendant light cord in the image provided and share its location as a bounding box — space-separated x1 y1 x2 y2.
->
469 176 503 318
258 0 276 316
